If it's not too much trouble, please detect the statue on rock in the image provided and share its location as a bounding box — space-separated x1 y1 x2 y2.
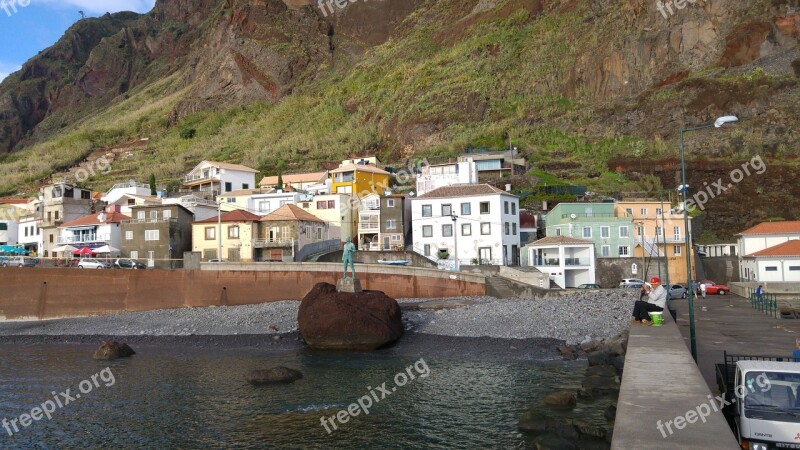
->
342 236 356 279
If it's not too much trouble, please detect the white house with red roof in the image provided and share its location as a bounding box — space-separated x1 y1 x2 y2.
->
181 161 258 200
57 208 131 255
738 221 800 282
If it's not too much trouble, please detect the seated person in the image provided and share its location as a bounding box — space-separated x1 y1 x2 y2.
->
631 277 668 325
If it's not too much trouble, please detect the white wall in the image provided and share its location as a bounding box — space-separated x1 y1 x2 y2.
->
0 220 18 245
755 258 800 283
416 160 478 196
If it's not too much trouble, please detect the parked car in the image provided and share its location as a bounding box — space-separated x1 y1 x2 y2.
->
114 258 146 269
1 256 37 267
620 278 645 286
77 258 111 269
699 280 730 295
207 259 226 263
619 282 644 290
665 284 687 299
577 283 601 289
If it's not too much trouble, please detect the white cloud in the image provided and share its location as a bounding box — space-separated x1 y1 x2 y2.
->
35 0 157 14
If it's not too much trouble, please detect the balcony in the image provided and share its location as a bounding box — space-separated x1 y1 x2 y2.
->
57 233 110 244
122 218 178 225
183 171 219 185
564 258 586 266
253 238 295 249
358 223 380 231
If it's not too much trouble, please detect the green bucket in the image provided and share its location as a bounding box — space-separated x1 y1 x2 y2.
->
649 311 664 326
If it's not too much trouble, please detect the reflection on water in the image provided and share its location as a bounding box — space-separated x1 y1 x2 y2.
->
0 344 595 449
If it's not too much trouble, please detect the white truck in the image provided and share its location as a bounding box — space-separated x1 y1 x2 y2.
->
716 352 800 449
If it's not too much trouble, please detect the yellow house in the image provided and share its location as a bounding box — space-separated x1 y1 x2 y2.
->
615 200 695 283
330 164 390 198
191 209 261 262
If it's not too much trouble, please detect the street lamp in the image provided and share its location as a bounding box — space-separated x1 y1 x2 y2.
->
450 213 459 272
680 115 738 362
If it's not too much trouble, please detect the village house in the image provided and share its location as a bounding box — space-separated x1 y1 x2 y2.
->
192 210 262 262
738 221 800 282
256 204 331 262
121 204 194 268
181 161 258 200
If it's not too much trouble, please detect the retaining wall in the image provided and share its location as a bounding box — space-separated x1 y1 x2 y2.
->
0 264 486 320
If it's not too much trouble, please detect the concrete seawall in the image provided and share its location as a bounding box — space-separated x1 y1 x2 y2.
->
612 310 739 449
0 264 486 320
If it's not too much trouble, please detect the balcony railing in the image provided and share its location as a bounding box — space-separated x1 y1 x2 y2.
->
57 234 110 244
358 223 380 231
122 218 178 225
635 236 683 244
183 172 219 184
253 238 295 248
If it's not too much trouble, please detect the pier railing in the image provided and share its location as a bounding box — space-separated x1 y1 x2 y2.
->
748 288 778 318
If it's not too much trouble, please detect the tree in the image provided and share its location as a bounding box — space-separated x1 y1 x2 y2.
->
79 10 85 19
148 174 157 196
275 160 286 189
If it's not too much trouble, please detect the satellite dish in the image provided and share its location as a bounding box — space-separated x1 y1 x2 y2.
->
570 213 577 220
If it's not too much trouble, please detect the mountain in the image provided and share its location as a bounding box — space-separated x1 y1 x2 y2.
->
0 0 798 240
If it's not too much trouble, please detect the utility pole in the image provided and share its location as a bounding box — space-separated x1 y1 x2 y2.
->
217 201 222 263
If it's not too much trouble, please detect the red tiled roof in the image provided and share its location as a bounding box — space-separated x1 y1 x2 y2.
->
528 236 594 246
0 199 30 205
195 209 262 223
417 184 515 199
738 221 800 236
61 211 131 228
261 204 324 223
746 240 800 258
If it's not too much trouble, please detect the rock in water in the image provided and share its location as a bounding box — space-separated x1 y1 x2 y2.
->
247 367 303 385
297 282 403 350
544 390 577 409
93 340 136 360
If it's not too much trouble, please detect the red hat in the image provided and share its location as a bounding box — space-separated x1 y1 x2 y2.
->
650 277 660 284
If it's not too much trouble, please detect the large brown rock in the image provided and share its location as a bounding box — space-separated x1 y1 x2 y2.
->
297 283 403 350
247 366 303 385
93 340 136 360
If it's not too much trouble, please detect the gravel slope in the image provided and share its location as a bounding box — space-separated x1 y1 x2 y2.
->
0 291 637 344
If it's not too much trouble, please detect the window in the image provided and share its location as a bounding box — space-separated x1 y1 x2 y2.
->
640 208 647 216
655 226 662 236
336 186 352 194
55 211 60 220
205 227 216 240
462 224 472 236
625 208 633 216
601 226 610 238
24 227 28 237
125 231 133 240
423 244 431 256
260 201 272 213
163 210 172 219
620 226 629 238
130 251 138 260
481 223 491 235
461 203 471 215
583 227 592 238
556 228 562 236
387 199 395 208
442 224 453 237
765 266 779 272
422 225 433 237
226 198 235 204
228 225 239 239
316 201 326 210
601 245 610 257
422 205 432 217
674 245 682 256
242 183 249 190
637 226 642 237
480 202 490 214
512 223 517 235
386 220 397 230
504 222 510 235
511 203 516 215
81 190 91 200
585 207 593 217
674 227 681 240
789 266 800 271
656 208 663 215
327 200 335 209
144 230 159 241
49 234 53 243
504 201 509 214
150 210 158 220
442 204 452 217
225 182 232 192
619 246 630 256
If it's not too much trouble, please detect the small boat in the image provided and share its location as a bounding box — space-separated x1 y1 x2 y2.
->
377 260 410 266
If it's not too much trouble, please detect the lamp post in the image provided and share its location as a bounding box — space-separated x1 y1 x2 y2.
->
680 115 738 362
217 200 223 263
450 212 459 271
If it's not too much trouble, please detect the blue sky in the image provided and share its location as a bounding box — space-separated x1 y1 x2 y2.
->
0 0 156 82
